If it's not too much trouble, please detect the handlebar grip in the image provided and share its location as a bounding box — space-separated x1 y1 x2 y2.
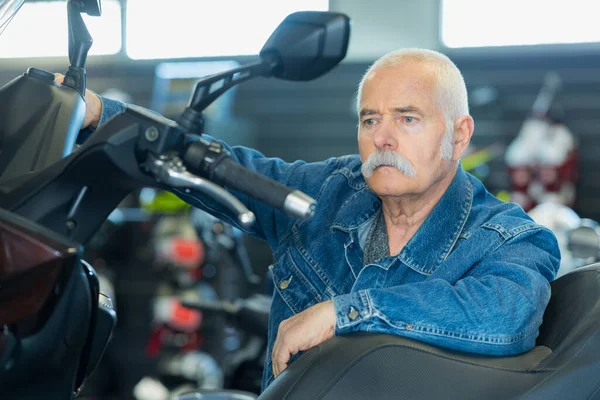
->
212 157 316 220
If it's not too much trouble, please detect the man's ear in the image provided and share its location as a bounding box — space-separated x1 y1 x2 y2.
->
453 115 474 161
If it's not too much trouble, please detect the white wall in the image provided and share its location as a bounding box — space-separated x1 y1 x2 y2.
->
329 0 441 62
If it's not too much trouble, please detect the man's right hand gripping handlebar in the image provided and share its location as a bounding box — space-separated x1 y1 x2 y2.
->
181 137 317 221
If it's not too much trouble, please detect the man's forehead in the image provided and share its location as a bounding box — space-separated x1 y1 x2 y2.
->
360 65 437 109
365 64 435 89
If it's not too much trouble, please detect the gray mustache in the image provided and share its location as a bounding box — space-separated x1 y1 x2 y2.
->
361 150 416 178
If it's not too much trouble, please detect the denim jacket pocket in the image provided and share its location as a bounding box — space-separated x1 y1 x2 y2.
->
269 249 323 314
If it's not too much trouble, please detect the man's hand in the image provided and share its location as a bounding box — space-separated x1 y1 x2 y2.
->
272 299 337 378
53 73 103 130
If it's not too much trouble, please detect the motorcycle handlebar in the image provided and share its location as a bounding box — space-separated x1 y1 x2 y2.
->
182 140 316 221
213 157 316 220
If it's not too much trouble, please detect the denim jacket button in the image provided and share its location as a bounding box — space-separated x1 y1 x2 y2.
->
279 276 292 290
348 307 359 320
405 324 414 330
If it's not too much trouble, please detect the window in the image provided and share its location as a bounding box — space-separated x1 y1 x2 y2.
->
151 60 241 118
441 0 600 48
126 0 329 60
0 0 122 58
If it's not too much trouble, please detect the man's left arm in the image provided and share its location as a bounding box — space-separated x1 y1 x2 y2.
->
272 227 560 377
333 227 560 355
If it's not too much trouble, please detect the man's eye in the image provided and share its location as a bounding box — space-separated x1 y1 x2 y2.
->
363 119 376 126
404 116 416 123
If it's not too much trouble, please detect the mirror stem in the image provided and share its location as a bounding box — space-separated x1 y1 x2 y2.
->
65 0 92 97
177 59 279 135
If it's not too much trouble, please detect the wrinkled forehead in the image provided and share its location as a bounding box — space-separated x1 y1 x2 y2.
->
360 63 441 109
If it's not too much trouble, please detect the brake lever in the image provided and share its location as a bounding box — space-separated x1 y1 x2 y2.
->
145 153 256 229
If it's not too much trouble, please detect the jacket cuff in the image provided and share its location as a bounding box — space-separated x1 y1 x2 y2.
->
333 289 372 334
98 95 127 126
77 96 127 144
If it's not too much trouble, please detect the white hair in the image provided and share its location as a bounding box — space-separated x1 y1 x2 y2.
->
356 48 469 160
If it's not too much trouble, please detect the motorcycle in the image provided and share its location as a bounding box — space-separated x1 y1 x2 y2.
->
2 1 600 400
0 1 348 398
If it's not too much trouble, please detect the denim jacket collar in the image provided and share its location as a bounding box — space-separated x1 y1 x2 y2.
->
331 164 473 275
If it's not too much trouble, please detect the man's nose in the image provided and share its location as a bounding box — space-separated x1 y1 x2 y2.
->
373 118 398 150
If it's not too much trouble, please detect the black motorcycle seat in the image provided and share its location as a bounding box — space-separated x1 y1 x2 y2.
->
259 264 600 400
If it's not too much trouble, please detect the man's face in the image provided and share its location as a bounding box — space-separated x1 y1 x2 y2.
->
358 62 455 198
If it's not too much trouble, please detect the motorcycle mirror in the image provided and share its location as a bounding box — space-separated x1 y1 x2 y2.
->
178 11 350 133
259 11 350 81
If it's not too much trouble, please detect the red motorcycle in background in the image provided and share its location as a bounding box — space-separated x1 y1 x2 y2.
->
505 72 579 211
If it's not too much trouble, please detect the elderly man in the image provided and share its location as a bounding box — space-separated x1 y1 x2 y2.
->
76 48 560 391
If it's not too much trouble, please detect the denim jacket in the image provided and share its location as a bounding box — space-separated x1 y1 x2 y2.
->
96 98 561 390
